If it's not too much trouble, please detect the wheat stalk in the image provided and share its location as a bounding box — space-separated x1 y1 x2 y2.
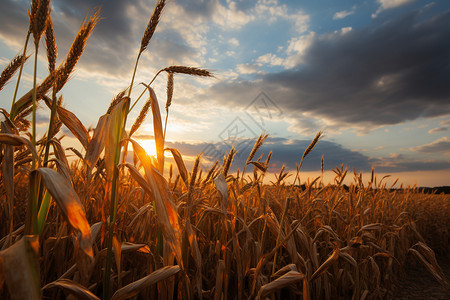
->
293 130 323 186
55 9 100 92
163 72 173 140
242 133 268 179
129 98 151 137
0 54 28 91
162 66 213 77
30 0 50 48
44 16 57 74
223 146 236 177
139 0 166 54
107 89 127 114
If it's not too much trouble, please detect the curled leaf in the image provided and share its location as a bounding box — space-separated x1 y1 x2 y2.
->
165 147 188 187
257 270 304 299
31 168 92 257
111 265 181 300
43 278 100 300
0 236 41 300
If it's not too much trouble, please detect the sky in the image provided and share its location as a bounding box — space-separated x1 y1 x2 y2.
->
0 0 449 187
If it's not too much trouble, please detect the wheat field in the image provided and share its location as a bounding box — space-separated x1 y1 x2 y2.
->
0 1 449 299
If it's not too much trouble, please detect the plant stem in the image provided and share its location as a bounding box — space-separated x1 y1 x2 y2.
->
104 167 119 300
104 100 130 300
103 45 138 299
127 53 141 98
43 88 57 166
31 48 38 168
11 31 31 117
163 108 169 141
128 69 162 112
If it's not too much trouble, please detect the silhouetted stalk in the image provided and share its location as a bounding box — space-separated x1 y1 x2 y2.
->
127 53 141 98
104 168 120 300
31 50 38 154
11 32 30 115
104 99 130 300
43 87 57 166
128 69 162 112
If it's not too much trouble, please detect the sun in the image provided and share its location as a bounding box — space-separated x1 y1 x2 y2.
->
137 138 157 157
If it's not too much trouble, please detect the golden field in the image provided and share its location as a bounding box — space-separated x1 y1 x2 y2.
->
0 1 449 299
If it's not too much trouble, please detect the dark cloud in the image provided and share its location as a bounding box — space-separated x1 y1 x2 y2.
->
166 136 372 172
166 136 450 173
0 0 138 75
410 137 450 153
376 160 450 173
147 31 197 63
175 0 219 19
232 0 258 12
0 0 30 41
0 0 197 77
428 127 449 134
207 9 450 132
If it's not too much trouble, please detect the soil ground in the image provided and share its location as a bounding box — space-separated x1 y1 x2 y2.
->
393 255 450 299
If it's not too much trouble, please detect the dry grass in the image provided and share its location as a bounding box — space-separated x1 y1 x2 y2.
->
1 1 450 300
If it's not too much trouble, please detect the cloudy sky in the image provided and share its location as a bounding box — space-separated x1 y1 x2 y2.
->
0 0 449 186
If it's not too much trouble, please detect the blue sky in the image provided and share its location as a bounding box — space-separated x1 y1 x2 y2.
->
0 0 449 186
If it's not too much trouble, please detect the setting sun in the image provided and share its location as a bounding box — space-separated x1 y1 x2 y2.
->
0 0 449 299
137 138 157 157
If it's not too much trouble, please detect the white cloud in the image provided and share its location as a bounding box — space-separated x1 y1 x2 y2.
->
340 27 353 34
256 53 285 66
333 10 355 20
373 0 416 18
284 31 316 67
254 0 309 33
236 63 260 74
252 31 316 70
229 38 240 47
212 1 254 29
378 0 416 10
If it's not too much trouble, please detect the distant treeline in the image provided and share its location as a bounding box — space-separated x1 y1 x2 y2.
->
416 186 450 194
297 185 450 194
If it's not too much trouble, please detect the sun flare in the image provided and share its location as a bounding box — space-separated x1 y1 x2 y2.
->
137 138 157 157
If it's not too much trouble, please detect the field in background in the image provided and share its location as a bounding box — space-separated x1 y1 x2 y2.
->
0 1 449 299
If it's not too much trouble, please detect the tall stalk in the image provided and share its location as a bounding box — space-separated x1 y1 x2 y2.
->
31 50 38 150
10 32 31 115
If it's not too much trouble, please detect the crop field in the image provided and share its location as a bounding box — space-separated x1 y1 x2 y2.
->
0 1 449 299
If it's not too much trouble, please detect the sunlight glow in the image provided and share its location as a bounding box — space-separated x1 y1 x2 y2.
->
137 138 157 157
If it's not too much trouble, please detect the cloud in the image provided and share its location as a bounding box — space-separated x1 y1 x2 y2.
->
426 118 450 134
166 136 373 172
236 63 260 74
256 53 285 66
204 9 450 134
410 137 450 153
373 0 416 18
0 0 150 78
371 151 450 172
333 9 355 20
376 160 450 172
428 127 449 134
229 38 240 47
166 136 450 173
377 0 416 10
0 0 222 83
